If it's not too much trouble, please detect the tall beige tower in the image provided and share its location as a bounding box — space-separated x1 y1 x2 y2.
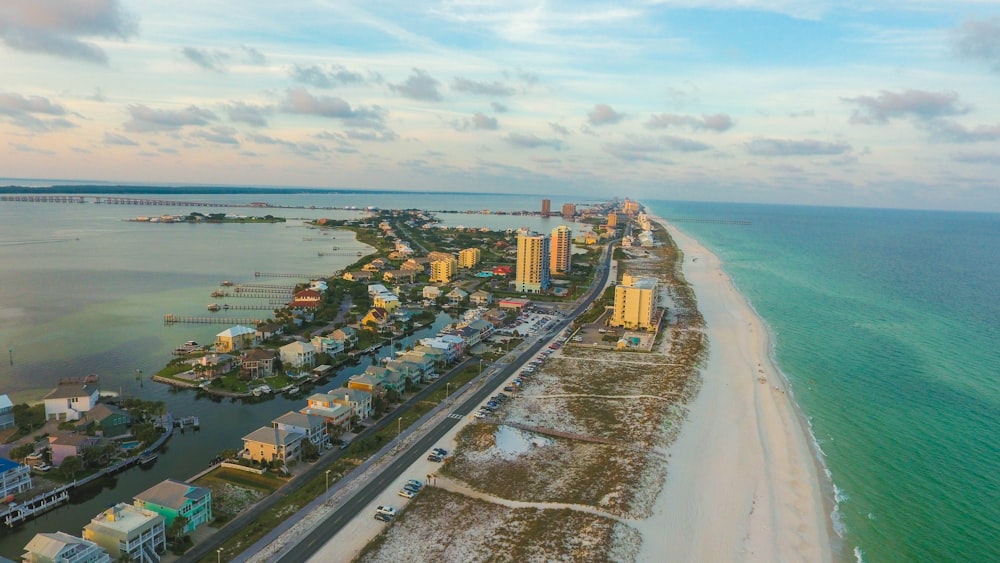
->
550 225 572 274
610 273 658 330
515 233 551 293
541 199 551 217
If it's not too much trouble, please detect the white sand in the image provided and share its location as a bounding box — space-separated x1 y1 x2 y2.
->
634 216 833 562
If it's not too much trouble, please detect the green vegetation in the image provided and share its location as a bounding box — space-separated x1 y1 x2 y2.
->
8 403 47 440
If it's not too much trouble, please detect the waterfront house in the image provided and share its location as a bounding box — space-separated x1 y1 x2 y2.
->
0 393 14 430
300 396 352 429
48 432 100 467
342 271 373 282
0 457 32 498
84 404 130 438
446 288 468 305
82 503 166 563
401 259 425 273
310 335 345 357
272 411 328 449
397 351 436 379
43 379 100 422
279 341 317 369
422 285 442 300
240 348 277 380
330 389 374 420
289 289 322 309
330 327 358 349
214 325 257 353
385 359 423 386
412 344 447 367
255 322 284 341
372 292 400 313
241 427 304 464
133 479 212 534
470 290 493 307
194 353 234 378
22 531 111 563
361 308 389 330
348 372 383 395
419 335 465 362
367 284 391 297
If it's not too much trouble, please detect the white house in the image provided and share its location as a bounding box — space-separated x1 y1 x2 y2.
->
82 504 166 563
43 379 100 422
422 285 442 300
279 341 317 369
23 532 111 563
0 457 32 497
330 389 374 420
310 335 345 356
0 394 14 430
272 411 328 448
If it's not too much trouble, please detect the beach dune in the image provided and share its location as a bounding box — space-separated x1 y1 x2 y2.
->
636 216 833 562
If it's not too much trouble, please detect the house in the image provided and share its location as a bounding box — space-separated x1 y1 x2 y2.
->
361 308 389 330
401 259 425 273
330 389 374 420
348 373 383 394
289 289 322 309
342 270 373 282
48 432 100 467
419 335 465 362
82 503 166 563
22 532 111 563
215 325 257 353
362 258 388 272
43 378 100 422
240 349 277 379
361 366 405 395
272 411 328 449
300 395 353 429
0 457 32 497
310 335 345 357
446 288 468 305
412 344 447 367
470 290 493 306
385 359 423 385
241 427 304 463
422 285 442 300
330 327 358 348
255 322 284 341
492 265 514 277
193 353 234 378
133 479 213 534
372 292 400 312
279 341 317 369
84 404 129 438
0 394 14 430
382 269 416 283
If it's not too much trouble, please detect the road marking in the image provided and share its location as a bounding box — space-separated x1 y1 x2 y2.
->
447 413 464 420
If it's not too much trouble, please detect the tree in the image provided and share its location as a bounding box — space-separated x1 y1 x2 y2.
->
9 444 35 462
167 515 190 541
60 456 83 479
300 440 318 462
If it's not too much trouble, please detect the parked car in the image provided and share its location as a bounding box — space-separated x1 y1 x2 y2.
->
33 463 52 472
432 448 449 456
339 440 351 450
398 489 416 499
427 454 443 462
504 385 515 392
374 512 392 522
474 411 487 419
376 505 396 517
406 479 423 489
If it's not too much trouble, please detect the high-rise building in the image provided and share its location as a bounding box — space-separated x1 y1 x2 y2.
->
429 258 457 283
458 247 481 268
610 273 658 330
550 225 572 274
515 233 551 293
541 199 551 217
622 198 640 215
561 203 576 220
607 212 618 227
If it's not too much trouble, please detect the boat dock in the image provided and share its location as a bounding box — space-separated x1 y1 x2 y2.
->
254 271 333 279
164 314 265 325
175 415 200 429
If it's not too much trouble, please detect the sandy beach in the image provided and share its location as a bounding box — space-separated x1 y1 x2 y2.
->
635 215 834 562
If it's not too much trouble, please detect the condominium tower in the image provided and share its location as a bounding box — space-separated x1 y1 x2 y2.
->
515 233 551 293
610 273 658 330
550 225 572 274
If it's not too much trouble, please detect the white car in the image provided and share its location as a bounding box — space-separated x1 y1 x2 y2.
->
376 505 396 517
33 463 52 472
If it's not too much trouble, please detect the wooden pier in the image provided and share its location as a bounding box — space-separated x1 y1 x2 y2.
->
164 314 264 325
254 271 332 279
0 195 233 207
212 291 290 299
210 304 276 311
233 283 296 290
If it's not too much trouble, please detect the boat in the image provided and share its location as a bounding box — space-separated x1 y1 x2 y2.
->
222 303 230 310
207 303 221 312
259 385 272 394
138 450 158 465
285 385 300 395
357 251 363 256
221 280 234 286
210 290 225 297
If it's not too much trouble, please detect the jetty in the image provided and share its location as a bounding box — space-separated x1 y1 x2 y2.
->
254 271 333 279
164 314 265 325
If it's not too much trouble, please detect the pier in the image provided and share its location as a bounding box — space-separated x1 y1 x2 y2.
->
164 314 265 325
233 283 296 290
211 291 291 299
209 304 276 311
254 271 333 279
0 195 234 207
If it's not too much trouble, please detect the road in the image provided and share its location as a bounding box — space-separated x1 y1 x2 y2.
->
276 241 615 562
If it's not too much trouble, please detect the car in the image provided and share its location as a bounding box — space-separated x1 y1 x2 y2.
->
26 451 43 461
339 440 351 450
398 489 416 499
427 454 443 462
403 482 421 493
406 479 423 489
374 512 392 522
433 448 449 456
487 401 498 408
474 411 487 419
503 385 515 392
33 463 52 472
376 505 396 517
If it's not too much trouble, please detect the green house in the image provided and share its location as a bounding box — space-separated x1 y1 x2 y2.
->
86 404 130 438
133 479 213 533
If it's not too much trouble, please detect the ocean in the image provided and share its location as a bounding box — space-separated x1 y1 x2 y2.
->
645 201 1000 562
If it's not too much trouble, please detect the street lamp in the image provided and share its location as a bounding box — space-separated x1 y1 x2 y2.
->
217 547 223 563
325 469 331 499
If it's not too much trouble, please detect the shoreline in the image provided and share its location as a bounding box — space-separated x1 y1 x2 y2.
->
637 212 834 561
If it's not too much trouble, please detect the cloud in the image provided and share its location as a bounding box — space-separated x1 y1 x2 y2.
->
191 126 239 145
281 87 385 128
922 119 1000 143
0 91 75 132
225 101 271 127
240 45 267 65
290 64 365 88
505 133 562 150
661 135 712 152
0 0 137 64
604 135 710 162
123 104 217 132
452 112 499 131
250 133 330 158
549 122 570 135
452 77 515 97
953 17 1000 73
389 68 442 101
181 47 230 73
491 101 509 113
9 142 55 155
588 103 624 126
951 151 1000 165
102 132 137 146
843 89 970 124
745 138 851 156
645 112 733 132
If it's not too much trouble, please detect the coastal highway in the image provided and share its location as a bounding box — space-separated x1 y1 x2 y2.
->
276 241 615 562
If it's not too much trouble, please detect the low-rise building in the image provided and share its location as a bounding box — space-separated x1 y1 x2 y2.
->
342 270 373 282
23 531 111 563
330 389 374 420
214 325 257 353
84 404 130 438
0 394 14 430
361 308 389 330
241 427 304 464
47 433 100 467
133 479 213 534
0 457 32 498
300 394 353 429
372 292 400 312
82 504 166 563
43 378 100 422
279 341 317 369
310 335 345 357
272 411 328 448
470 290 493 306
330 327 358 349
255 322 284 341
446 288 468 305
240 348 277 379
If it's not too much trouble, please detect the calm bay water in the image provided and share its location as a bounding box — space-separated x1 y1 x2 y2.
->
646 201 1000 562
0 190 593 555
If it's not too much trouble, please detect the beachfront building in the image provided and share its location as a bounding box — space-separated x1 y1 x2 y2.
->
22 531 111 563
429 257 458 283
330 389 374 420
241 427 304 464
82 503 166 563
0 457 32 497
0 394 14 430
515 232 551 293
550 225 572 275
133 479 213 534
610 273 659 330
279 341 317 369
458 248 481 268
214 325 257 353
272 411 328 449
289 289 322 310
43 379 100 422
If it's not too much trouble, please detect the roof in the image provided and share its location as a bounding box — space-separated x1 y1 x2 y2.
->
44 382 97 400
272 411 323 429
242 426 304 447
0 457 22 473
0 394 12 410
87 503 162 533
300 405 352 419
294 289 321 299
242 348 277 361
87 403 127 422
24 532 97 560
135 479 208 510
217 325 256 338
281 340 316 353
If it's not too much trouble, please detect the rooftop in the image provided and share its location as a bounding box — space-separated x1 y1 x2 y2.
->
242 426 303 447
135 479 209 511
86 503 162 534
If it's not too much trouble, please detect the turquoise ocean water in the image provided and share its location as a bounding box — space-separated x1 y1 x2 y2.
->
646 201 1000 562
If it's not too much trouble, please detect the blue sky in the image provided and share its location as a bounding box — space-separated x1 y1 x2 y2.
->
2 1 1000 211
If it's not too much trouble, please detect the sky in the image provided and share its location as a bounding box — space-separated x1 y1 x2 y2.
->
2 1 1000 211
